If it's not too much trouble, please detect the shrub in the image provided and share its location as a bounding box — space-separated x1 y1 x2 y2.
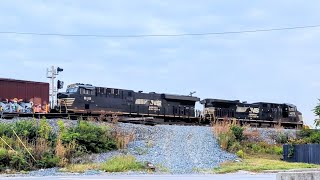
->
228 141 241 152
9 152 29 171
0 148 8 161
62 121 117 153
218 131 236 150
251 143 263 153
38 118 52 140
36 153 60 168
274 146 283 155
231 125 244 142
0 120 123 171
12 120 38 140
310 132 320 144
294 129 320 144
275 133 289 144
57 120 66 135
30 138 50 160
0 123 13 137
236 150 245 158
297 129 315 139
241 142 282 155
100 155 145 172
0 148 9 171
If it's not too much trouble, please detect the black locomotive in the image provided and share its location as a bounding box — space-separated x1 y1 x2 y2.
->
57 83 200 120
201 99 303 128
57 83 303 128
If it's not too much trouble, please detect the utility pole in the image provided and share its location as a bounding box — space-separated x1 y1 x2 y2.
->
46 66 63 109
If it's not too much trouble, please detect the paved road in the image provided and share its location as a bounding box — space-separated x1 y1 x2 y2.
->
1 174 276 180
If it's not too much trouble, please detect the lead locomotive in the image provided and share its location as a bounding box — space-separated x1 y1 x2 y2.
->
57 83 199 119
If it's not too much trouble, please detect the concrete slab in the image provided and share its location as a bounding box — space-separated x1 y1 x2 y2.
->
277 171 320 180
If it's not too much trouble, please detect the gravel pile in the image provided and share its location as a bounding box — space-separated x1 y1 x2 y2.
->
110 123 237 174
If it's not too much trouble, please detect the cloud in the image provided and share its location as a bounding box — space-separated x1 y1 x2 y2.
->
1 0 320 126
144 18 183 35
247 8 268 19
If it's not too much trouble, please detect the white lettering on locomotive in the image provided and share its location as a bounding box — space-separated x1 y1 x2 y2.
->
135 99 162 107
148 106 160 111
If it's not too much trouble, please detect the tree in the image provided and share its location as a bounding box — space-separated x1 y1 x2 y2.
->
314 99 320 128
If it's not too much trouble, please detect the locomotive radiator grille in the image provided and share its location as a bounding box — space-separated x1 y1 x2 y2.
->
58 98 75 107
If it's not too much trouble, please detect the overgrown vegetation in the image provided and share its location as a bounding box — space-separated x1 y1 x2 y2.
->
0 118 126 172
212 119 283 156
212 117 320 173
290 126 320 144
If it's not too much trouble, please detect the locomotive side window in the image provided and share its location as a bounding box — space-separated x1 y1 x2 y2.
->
79 88 95 95
114 89 119 95
107 88 112 94
80 88 85 95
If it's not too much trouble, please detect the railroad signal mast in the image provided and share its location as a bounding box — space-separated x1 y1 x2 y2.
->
46 66 64 108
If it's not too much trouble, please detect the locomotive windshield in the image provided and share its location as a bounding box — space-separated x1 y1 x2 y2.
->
66 87 78 93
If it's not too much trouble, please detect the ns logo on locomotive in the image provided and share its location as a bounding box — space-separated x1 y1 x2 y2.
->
56 83 303 128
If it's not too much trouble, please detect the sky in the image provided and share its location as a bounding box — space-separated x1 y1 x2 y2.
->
0 0 319 126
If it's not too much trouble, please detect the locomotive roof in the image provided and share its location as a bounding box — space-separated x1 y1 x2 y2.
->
200 99 241 104
163 94 200 102
67 83 200 102
201 99 297 107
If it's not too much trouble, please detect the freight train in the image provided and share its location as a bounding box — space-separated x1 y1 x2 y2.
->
0 78 304 128
55 83 303 128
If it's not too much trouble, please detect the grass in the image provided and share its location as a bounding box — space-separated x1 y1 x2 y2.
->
60 155 146 173
100 155 145 172
60 163 101 173
213 155 320 174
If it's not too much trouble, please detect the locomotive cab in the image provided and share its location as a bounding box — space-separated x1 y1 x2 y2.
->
57 83 92 112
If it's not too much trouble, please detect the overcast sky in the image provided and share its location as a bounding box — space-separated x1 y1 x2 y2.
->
0 1 319 126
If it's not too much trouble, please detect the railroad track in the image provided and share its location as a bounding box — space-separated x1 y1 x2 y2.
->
0 112 207 126
0 112 302 129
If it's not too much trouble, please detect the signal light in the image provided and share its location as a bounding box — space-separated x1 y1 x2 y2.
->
57 80 64 89
57 67 64 73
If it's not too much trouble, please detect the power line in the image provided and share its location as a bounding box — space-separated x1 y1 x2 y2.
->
0 24 319 38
